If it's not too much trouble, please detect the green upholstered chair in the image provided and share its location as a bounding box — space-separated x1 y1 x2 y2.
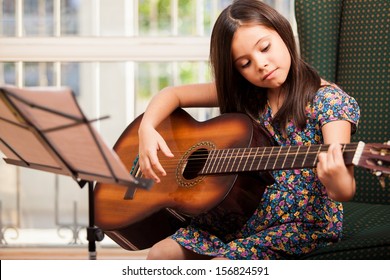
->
295 0 390 259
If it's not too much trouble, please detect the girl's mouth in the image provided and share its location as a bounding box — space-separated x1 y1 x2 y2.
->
263 69 277 80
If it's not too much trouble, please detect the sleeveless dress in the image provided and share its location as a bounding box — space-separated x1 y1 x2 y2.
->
171 85 360 259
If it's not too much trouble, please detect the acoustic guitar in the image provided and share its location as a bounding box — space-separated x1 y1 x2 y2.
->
94 108 389 251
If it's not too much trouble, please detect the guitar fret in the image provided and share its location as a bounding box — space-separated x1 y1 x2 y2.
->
234 148 242 172
281 146 291 169
234 148 243 172
291 145 300 168
229 148 239 172
224 149 233 173
301 146 310 167
255 147 267 171
237 148 246 172
214 149 223 173
272 146 282 170
249 147 259 171
211 149 221 174
241 148 251 171
264 146 274 170
211 149 219 173
313 145 322 166
203 150 215 174
219 149 228 173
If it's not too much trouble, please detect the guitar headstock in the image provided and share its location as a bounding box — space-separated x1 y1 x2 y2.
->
354 141 390 188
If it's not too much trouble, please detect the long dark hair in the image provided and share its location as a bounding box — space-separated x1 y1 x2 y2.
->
210 0 320 133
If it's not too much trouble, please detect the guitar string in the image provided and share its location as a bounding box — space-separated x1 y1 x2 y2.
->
132 144 389 176
155 150 358 164
155 145 358 163
134 145 361 173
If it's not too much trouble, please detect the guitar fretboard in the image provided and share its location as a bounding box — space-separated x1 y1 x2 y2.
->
199 143 360 175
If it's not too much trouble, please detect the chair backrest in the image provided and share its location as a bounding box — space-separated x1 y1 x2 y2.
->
295 0 389 204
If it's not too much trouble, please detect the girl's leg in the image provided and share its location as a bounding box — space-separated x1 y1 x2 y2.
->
146 238 212 260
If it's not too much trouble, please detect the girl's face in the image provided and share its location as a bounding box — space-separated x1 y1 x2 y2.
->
231 24 291 94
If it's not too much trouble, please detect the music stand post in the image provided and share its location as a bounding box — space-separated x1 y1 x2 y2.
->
0 86 153 260
82 180 105 260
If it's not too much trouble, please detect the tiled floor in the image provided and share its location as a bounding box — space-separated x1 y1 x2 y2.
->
0 228 149 259
0 246 149 260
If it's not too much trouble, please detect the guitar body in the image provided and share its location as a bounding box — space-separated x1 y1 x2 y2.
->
94 109 274 250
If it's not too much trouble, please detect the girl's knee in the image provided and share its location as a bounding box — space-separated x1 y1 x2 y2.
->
146 238 211 260
146 238 184 260
146 245 164 260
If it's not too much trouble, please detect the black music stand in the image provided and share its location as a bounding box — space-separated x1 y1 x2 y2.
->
0 85 153 259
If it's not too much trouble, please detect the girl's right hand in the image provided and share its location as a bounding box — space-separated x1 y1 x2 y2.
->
136 83 217 182
138 126 174 183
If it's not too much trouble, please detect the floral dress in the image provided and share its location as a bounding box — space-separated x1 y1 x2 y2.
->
171 84 360 259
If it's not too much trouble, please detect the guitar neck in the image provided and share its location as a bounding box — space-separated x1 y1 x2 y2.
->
200 142 363 175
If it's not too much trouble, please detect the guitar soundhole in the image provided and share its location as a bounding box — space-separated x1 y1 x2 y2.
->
182 148 208 180
176 141 215 188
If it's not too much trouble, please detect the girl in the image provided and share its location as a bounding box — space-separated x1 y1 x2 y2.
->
138 0 359 260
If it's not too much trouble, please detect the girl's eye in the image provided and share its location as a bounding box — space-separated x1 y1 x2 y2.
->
261 44 270 52
241 61 251 68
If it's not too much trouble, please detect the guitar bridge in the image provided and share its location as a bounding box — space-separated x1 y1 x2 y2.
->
123 155 154 200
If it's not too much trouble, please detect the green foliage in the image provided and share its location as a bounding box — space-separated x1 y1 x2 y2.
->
132 1 222 100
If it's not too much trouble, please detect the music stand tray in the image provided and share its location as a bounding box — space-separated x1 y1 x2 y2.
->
0 85 153 259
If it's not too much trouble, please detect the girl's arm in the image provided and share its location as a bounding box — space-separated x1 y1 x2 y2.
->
317 120 356 201
138 82 218 182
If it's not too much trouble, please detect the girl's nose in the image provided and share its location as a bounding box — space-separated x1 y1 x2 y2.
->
254 53 269 70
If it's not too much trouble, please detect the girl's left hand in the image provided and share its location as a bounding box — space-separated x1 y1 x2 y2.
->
317 143 356 201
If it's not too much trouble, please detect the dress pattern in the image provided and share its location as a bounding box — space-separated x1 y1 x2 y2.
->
171 85 360 259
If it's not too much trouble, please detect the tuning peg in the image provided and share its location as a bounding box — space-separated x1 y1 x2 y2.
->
378 175 386 189
373 142 390 189
372 170 387 189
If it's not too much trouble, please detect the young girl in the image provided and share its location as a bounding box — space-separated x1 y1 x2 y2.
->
138 0 359 260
